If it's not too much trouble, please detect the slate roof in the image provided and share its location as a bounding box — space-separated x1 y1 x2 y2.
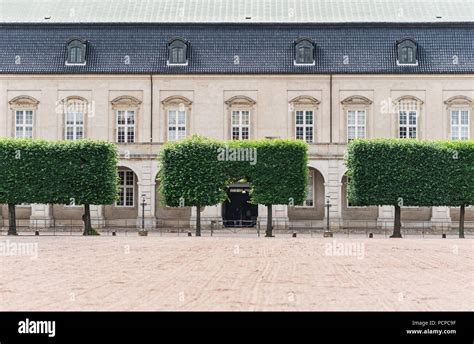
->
0 0 472 24
0 23 472 74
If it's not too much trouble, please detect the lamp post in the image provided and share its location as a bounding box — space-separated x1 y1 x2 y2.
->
141 194 146 231
324 194 333 237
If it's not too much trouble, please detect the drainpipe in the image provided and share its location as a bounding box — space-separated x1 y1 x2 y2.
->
150 74 153 143
329 74 333 143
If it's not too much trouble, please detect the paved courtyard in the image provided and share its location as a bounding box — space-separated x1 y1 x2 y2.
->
0 236 472 311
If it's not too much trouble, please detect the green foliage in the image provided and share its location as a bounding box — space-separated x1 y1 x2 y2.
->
345 139 474 207
158 135 308 208
0 138 119 205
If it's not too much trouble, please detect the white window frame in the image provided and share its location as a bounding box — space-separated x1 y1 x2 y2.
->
116 170 135 207
65 111 84 141
116 110 136 143
295 110 314 143
167 109 187 141
231 110 250 140
15 109 34 139
347 109 366 142
450 109 470 140
398 110 417 139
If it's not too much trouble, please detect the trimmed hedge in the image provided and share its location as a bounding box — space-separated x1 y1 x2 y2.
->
345 139 474 207
0 138 118 205
0 138 119 235
158 135 308 235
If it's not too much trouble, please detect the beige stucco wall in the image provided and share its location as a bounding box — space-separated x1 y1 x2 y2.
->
0 74 473 227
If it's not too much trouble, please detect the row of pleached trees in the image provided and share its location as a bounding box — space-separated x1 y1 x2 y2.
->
0 136 472 237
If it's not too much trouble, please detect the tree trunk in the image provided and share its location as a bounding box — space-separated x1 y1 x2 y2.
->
82 204 92 235
195 205 201 237
390 204 402 238
7 203 17 236
459 204 465 239
265 204 273 237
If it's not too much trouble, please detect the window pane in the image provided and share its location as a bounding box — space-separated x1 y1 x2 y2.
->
305 127 313 143
66 112 74 124
117 127 125 143
409 112 417 125
177 127 186 140
126 187 134 206
460 111 469 125
399 111 407 125
76 127 83 140
24 127 33 138
357 111 365 124
296 127 304 140
232 127 240 140
241 111 250 125
357 127 365 138
451 111 459 124
241 127 249 140
126 171 134 186
461 127 468 140
127 128 135 143
168 127 176 141
347 111 355 125
232 111 240 125
117 111 125 125
409 127 417 138
295 111 304 125
25 111 33 124
15 127 23 138
16 110 24 124
178 111 186 125
127 111 135 125
305 111 313 125
399 127 407 138
168 111 176 125
348 127 355 140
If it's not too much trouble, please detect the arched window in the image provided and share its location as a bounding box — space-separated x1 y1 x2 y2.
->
66 39 87 65
294 39 315 65
167 38 189 65
397 39 417 65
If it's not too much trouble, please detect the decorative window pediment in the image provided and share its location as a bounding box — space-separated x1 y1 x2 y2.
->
66 38 87 65
341 95 372 106
111 96 142 108
59 96 89 115
161 95 192 107
393 95 424 107
290 95 320 106
9 95 40 109
444 95 473 106
225 96 256 107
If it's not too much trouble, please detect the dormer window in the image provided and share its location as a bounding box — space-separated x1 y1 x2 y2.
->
66 39 87 65
167 38 189 66
397 39 418 66
294 39 315 66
